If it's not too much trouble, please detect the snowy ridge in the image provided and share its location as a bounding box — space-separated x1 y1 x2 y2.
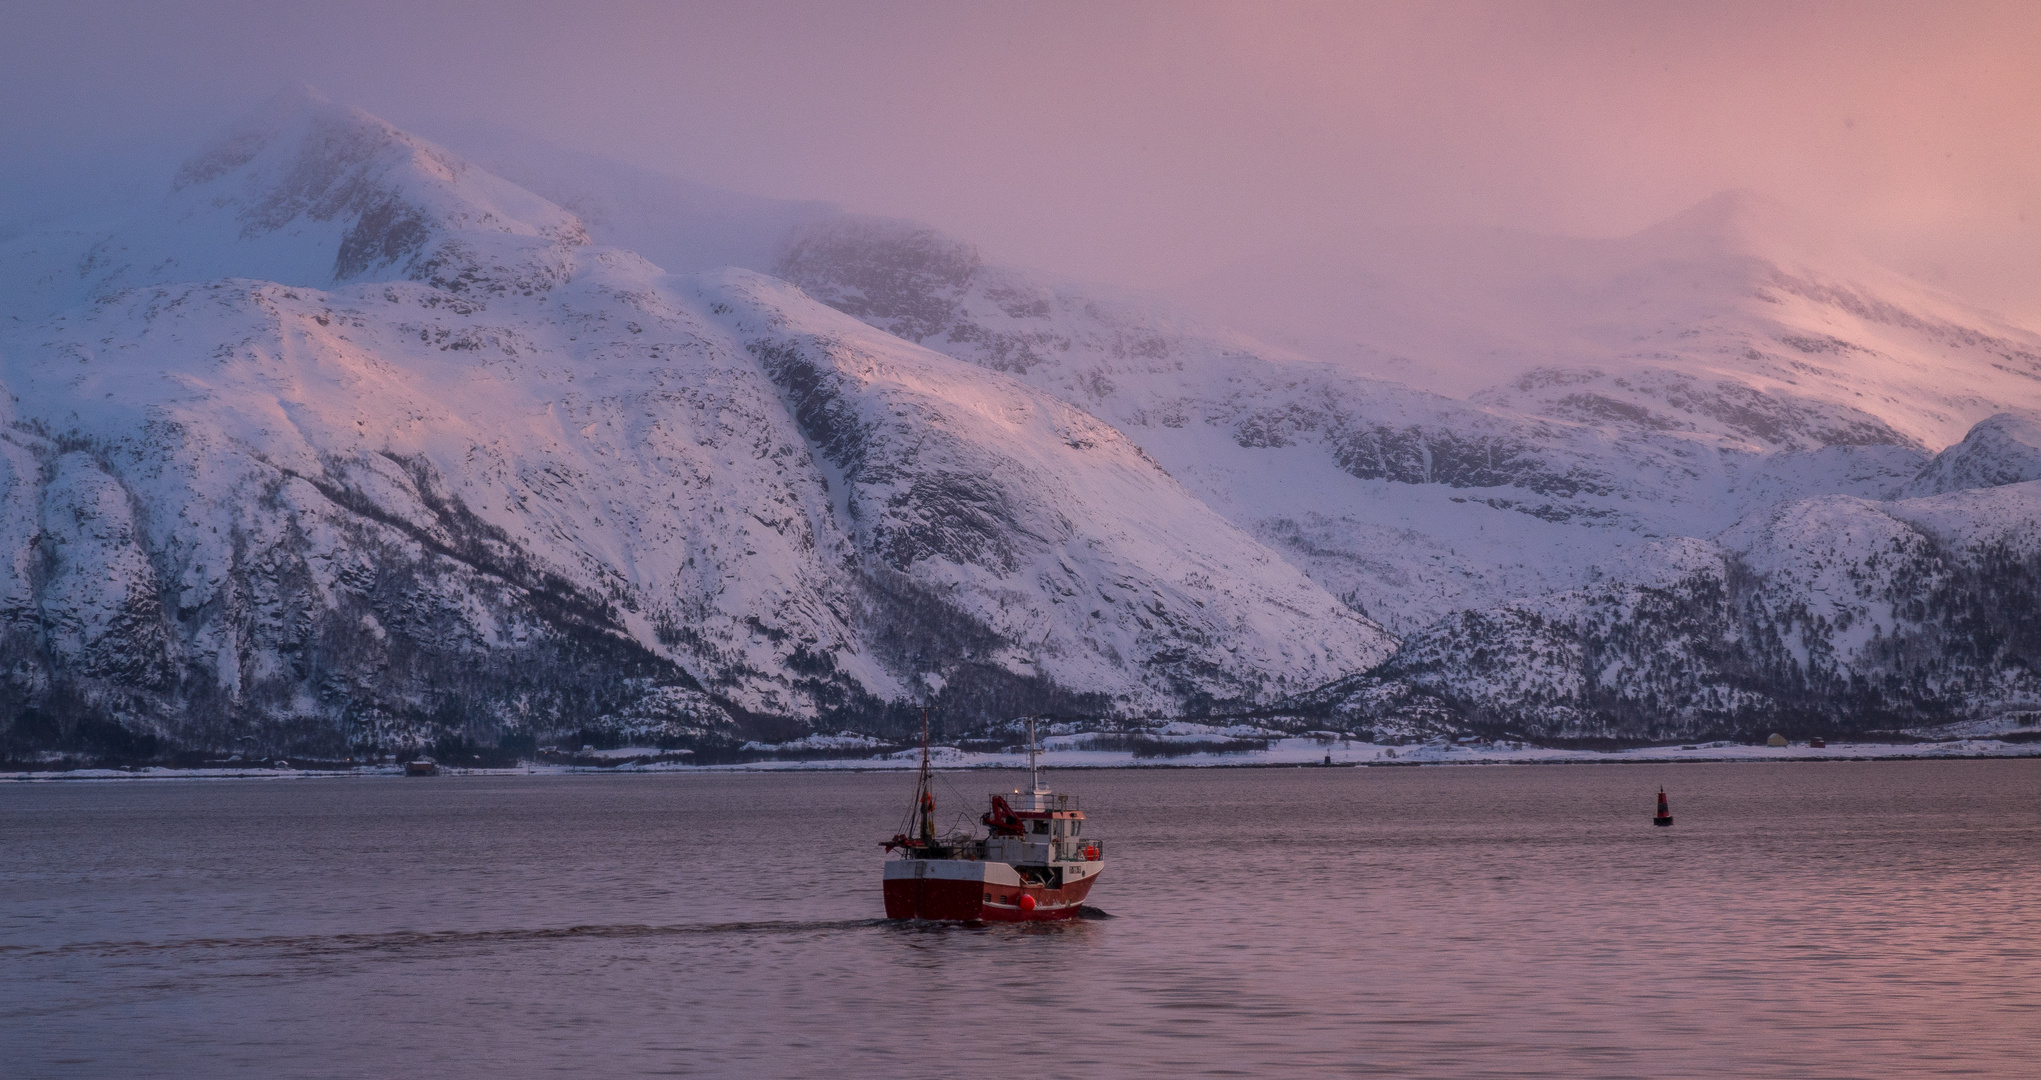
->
436 133 2006 639
756 195 2041 739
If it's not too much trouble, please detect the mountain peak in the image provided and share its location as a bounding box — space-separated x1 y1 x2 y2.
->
1624 189 1839 265
23 91 595 309
173 83 340 191
1903 410 2041 496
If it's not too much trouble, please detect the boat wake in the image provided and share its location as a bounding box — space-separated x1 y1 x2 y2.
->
9 918 891 960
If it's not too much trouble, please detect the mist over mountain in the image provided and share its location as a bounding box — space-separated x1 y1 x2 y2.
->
1175 191 2041 451
5 92 2039 761
420 119 843 278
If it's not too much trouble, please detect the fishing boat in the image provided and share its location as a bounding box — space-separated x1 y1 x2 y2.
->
881 713 1105 921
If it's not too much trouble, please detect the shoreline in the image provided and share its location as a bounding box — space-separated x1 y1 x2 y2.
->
6 736 2038 781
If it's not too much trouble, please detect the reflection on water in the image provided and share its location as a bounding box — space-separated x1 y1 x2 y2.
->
4 761 2038 1078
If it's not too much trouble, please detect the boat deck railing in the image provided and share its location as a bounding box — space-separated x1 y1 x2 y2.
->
994 792 1080 812
1052 837 1105 861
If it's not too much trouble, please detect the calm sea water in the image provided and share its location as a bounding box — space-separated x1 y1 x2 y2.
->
4 761 2038 1078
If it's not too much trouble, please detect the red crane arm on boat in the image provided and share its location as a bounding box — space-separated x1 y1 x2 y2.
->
982 795 1025 836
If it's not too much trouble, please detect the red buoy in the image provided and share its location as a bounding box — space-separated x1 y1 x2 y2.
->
1654 787 1674 827
1018 893 1037 912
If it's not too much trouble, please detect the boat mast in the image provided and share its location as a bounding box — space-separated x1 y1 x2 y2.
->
1029 714 1045 795
916 707 934 843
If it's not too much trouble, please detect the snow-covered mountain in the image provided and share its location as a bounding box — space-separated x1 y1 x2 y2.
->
8 92 2041 759
0 95 1392 759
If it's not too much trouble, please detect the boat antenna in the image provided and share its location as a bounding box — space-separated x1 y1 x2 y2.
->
916 707 935 843
1029 714 1046 795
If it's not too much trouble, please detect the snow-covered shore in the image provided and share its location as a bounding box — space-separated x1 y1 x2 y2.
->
686 736 2041 771
7 735 2037 781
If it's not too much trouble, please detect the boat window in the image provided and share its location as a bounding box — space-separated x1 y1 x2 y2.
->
1071 821 1082 836
1031 820 1049 835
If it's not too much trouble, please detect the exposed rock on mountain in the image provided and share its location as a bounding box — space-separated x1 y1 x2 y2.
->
775 217 982 345
1292 424 2041 741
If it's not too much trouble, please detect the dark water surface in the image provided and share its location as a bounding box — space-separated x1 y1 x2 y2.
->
4 761 2038 1078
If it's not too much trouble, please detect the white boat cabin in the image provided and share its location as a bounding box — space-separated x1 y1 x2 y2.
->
982 789 1100 867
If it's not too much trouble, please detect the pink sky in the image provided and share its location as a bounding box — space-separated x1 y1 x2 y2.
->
5 0 2039 315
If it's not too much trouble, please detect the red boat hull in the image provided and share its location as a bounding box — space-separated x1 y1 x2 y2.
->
883 868 1100 922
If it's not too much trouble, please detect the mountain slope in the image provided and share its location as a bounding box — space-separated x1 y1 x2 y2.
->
700 270 1395 712
1290 420 2041 742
